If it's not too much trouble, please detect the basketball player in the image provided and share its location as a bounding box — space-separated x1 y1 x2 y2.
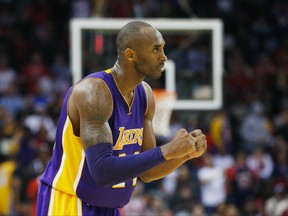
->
36 21 207 215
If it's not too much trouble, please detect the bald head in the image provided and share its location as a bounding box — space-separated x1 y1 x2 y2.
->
116 21 156 58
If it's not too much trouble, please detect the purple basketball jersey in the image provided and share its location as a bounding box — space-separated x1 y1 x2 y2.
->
40 70 147 208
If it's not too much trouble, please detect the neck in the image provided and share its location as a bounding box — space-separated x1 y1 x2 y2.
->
111 61 142 96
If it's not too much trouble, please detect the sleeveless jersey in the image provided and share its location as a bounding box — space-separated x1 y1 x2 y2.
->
40 70 147 208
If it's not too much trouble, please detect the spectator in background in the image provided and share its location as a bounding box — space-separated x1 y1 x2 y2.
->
20 51 49 95
213 147 235 171
161 169 178 200
0 55 17 95
272 1 288 43
209 109 232 151
240 101 274 153
185 46 210 76
71 0 91 18
190 203 205 216
24 143 52 216
23 106 56 143
223 203 240 216
178 45 210 100
274 101 288 143
170 165 197 214
215 203 240 216
246 147 274 200
197 152 226 216
0 108 23 215
0 156 17 215
25 176 39 216
145 192 173 216
12 138 52 216
265 182 288 216
226 152 258 212
122 181 148 216
225 48 255 104
253 53 276 79
0 108 23 162
272 139 288 183
50 52 72 96
270 68 288 116
273 146 288 182
246 147 274 181
0 84 26 117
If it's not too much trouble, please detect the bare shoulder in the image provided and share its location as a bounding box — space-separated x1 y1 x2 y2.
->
73 77 113 119
141 81 155 119
68 77 113 134
142 81 152 94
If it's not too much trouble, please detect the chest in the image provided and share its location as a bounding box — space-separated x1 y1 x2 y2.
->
109 95 145 156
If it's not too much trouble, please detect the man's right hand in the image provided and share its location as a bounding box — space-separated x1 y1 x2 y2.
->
160 128 196 160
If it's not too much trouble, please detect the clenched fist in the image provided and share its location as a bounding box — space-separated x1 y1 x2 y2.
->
161 128 197 160
187 129 207 159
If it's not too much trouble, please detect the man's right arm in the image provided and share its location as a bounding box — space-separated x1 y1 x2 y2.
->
69 78 114 149
68 77 113 145
69 78 196 187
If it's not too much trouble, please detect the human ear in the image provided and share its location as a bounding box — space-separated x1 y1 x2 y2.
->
125 48 135 61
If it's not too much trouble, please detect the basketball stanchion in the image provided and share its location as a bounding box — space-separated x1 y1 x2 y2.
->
152 89 176 138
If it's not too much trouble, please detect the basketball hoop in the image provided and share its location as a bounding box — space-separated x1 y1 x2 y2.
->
152 89 176 137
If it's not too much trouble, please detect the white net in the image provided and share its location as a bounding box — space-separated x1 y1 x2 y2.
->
152 89 176 137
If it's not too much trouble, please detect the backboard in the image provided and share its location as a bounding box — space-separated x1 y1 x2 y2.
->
70 18 223 110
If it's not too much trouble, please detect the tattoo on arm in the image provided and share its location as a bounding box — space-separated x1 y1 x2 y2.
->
81 91 113 150
82 124 112 149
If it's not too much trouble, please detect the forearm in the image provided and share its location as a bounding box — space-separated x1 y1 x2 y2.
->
139 155 190 182
85 143 166 186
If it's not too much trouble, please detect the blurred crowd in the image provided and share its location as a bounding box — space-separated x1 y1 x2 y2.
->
0 0 287 216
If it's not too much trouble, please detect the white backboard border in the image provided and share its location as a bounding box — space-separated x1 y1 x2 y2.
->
70 18 223 110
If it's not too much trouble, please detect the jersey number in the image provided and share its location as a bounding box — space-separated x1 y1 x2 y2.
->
112 151 140 188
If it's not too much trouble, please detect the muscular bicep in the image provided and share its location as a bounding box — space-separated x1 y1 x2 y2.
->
80 106 112 150
72 78 113 150
141 82 157 151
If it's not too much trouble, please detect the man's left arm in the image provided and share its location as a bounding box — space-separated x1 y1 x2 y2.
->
139 119 207 183
139 82 207 182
